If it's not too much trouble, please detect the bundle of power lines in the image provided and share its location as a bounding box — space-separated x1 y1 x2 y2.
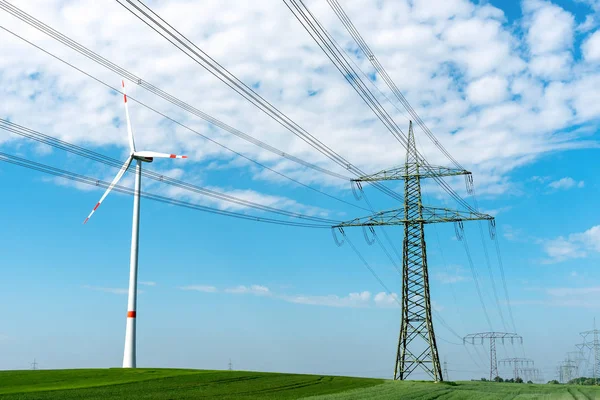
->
0 0 522 360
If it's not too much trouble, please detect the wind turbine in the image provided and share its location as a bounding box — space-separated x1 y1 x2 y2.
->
84 80 187 368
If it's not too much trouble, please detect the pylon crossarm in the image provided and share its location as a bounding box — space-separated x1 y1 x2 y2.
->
463 332 522 341
352 165 471 182
333 206 493 228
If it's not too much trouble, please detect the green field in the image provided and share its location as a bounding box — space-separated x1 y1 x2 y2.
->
1 369 600 399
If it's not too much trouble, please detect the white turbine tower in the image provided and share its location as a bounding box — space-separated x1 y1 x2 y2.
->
84 80 187 368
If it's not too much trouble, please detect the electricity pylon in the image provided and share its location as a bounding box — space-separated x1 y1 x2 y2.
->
333 121 494 381
499 357 533 380
560 360 577 383
579 321 600 383
567 351 585 378
444 360 449 381
517 367 539 382
463 332 522 381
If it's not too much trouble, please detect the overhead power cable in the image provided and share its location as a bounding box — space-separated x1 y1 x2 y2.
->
0 152 332 228
493 230 518 333
461 229 494 331
0 24 371 214
0 0 349 181
112 0 406 203
0 119 341 225
282 0 477 214
325 0 464 171
476 218 508 332
471 189 518 334
344 232 462 345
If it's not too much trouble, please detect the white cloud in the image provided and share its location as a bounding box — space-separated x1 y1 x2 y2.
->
578 15 596 33
225 285 271 296
180 283 400 308
179 285 218 293
139 281 156 287
434 268 468 284
523 0 574 55
541 225 600 263
528 52 572 79
583 30 600 62
577 0 600 12
547 177 585 190
0 0 598 205
286 291 372 308
82 285 129 295
373 292 399 308
503 225 521 241
466 75 508 105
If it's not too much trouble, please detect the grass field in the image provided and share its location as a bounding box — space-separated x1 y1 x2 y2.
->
1 369 600 399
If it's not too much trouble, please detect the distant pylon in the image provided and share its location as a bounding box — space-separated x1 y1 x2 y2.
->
578 318 600 384
443 360 449 381
228 359 233 371
30 359 38 370
498 358 533 380
464 333 522 381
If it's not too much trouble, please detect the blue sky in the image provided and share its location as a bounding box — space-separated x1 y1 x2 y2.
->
1 0 600 382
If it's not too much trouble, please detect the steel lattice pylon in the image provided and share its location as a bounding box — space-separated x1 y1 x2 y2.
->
394 123 442 381
333 122 494 381
463 332 522 381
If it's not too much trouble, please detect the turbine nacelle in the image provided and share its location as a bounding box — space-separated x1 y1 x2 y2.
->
133 151 188 163
133 154 153 163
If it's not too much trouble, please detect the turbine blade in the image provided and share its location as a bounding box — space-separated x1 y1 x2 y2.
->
134 151 187 159
122 80 136 152
83 155 133 224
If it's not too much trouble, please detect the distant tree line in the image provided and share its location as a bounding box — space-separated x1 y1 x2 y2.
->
567 377 600 385
478 376 531 384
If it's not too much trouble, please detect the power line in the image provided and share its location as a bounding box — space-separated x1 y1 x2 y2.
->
461 229 494 331
282 0 478 215
476 219 508 331
325 0 464 170
0 21 373 215
342 233 397 299
471 184 516 335
114 0 406 203
0 151 332 229
0 0 349 182
0 119 343 225
492 226 518 333
338 230 462 348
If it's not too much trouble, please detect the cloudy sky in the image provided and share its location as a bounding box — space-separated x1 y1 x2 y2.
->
1 0 599 381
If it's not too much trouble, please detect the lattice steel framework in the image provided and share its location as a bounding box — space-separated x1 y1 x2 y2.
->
516 367 540 382
578 321 600 383
499 357 533 380
334 122 493 381
464 332 523 381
